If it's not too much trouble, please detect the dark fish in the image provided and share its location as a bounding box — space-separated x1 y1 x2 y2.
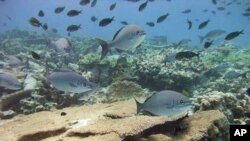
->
30 51 40 60
246 7 250 12
67 24 81 32
203 9 209 12
225 30 244 40
51 28 58 33
226 11 231 15
204 40 213 49
91 0 97 7
138 0 148 12
146 22 155 27
244 110 250 118
29 17 42 27
125 0 140 2
38 10 44 17
79 0 90 5
42 23 48 31
211 11 216 15
120 21 128 25
242 13 250 16
212 0 217 5
0 72 22 90
109 3 116 11
99 17 114 27
217 7 225 11
187 19 192 30
182 9 191 14
91 16 97 22
6 16 12 21
67 10 82 17
156 13 169 23
198 19 210 30
135 90 192 117
54 6 65 14
175 51 199 60
247 88 250 96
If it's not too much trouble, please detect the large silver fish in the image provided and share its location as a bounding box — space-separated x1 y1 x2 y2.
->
135 90 192 117
97 24 146 59
0 72 22 90
47 70 96 93
199 29 226 43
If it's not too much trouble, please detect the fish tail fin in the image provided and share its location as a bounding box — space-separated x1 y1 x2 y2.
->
134 98 142 114
112 16 115 21
96 38 109 60
78 24 81 29
198 35 204 43
240 29 244 34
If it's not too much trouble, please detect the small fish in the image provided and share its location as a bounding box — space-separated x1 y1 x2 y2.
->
38 10 44 17
125 0 140 2
245 7 250 12
54 6 65 14
156 13 169 23
225 30 244 40
0 72 22 90
146 22 154 27
138 0 148 12
5 55 27 69
42 23 48 31
49 38 72 54
6 16 12 21
48 70 96 93
175 51 199 60
109 3 116 11
212 0 217 5
51 28 58 33
67 24 81 32
30 51 41 60
211 11 216 15
244 110 250 118
120 21 128 25
198 29 226 43
246 88 250 96
135 90 192 117
97 25 146 59
67 10 82 17
217 7 225 11
91 0 97 7
242 13 250 16
187 19 192 30
91 16 97 22
99 17 114 27
182 9 191 14
80 0 90 5
29 17 42 27
204 40 213 49
198 19 210 30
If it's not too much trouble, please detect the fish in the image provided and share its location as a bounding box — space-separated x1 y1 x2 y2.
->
51 28 58 33
212 0 217 5
120 21 128 25
223 70 247 79
6 16 12 21
54 6 65 14
125 0 140 2
211 10 216 15
29 17 42 27
138 0 148 12
91 16 97 22
187 19 192 30
198 19 210 29
156 13 169 23
97 25 146 59
91 0 97 7
42 23 48 31
177 39 192 46
30 51 41 60
109 3 116 11
135 90 192 117
67 24 81 32
182 9 191 14
99 17 114 27
217 7 225 11
67 10 82 17
242 13 250 16
48 70 96 93
38 10 44 17
246 7 250 12
146 22 155 27
244 110 250 118
5 55 28 69
0 72 22 90
225 30 243 40
198 29 226 43
175 51 199 60
247 88 250 96
49 38 72 54
204 40 213 49
79 0 90 5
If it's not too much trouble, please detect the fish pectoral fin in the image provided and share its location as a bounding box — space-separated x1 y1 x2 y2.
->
96 38 109 60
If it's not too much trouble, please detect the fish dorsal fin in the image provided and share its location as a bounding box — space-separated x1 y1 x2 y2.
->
143 92 157 103
112 26 125 40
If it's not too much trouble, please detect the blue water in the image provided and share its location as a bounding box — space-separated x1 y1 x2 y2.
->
0 0 249 47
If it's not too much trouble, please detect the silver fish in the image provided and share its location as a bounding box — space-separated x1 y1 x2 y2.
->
0 72 22 90
48 70 95 93
199 29 226 43
97 25 146 59
135 90 192 117
49 38 72 54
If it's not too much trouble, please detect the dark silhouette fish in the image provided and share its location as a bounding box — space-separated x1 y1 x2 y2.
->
212 0 217 5
79 0 90 5
30 51 41 60
38 10 44 17
198 19 210 30
225 30 244 40
187 19 192 30
182 9 191 14
67 10 82 17
242 13 250 16
217 7 225 11
67 24 81 33
135 90 192 117
125 0 140 2
51 28 58 33
99 17 114 27
29 17 42 27
91 0 97 7
175 51 199 60
138 0 148 12
54 6 65 14
6 16 12 21
0 72 22 90
146 22 155 27
204 40 213 49
109 3 116 11
42 23 48 31
247 88 250 96
156 13 169 23
91 16 97 22
120 21 128 25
